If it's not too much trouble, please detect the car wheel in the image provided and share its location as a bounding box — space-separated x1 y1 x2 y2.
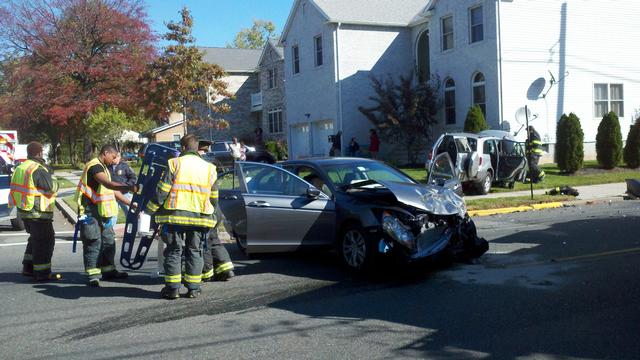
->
338 223 376 272
477 172 492 195
10 217 25 231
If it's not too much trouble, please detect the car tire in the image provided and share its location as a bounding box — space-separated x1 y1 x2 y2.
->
477 172 492 195
338 223 377 272
11 217 25 231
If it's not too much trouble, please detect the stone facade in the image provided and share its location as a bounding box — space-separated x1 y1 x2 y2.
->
258 41 287 143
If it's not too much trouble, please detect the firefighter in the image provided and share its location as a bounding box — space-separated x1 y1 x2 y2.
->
75 144 135 287
146 134 219 299
9 141 60 281
526 126 546 183
197 140 234 282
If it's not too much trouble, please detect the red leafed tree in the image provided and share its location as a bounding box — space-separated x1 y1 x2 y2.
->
0 0 156 163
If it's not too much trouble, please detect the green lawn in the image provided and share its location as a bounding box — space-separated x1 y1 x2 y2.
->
466 195 574 211
62 195 126 224
56 177 76 189
400 160 640 193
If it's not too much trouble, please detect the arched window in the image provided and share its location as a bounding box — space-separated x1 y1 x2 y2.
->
472 72 486 117
444 78 456 124
416 30 430 83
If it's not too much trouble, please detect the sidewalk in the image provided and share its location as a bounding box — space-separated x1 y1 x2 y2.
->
465 182 629 201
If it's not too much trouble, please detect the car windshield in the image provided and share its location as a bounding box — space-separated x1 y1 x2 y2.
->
321 162 416 189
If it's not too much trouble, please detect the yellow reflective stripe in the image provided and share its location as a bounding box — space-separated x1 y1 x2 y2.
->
210 190 219 199
184 274 202 283
155 215 216 227
33 263 51 271
101 265 115 273
532 140 542 145
215 262 234 274
532 149 544 154
86 268 101 276
165 274 182 283
159 181 172 192
202 269 214 279
146 201 160 213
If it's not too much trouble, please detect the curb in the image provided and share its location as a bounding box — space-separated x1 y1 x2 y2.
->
468 202 565 217
55 197 78 225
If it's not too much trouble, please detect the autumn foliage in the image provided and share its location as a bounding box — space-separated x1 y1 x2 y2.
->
0 0 156 160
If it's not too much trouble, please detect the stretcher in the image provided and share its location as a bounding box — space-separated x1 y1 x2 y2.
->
120 144 179 270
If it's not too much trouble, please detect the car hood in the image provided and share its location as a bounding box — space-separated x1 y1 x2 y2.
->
374 180 466 217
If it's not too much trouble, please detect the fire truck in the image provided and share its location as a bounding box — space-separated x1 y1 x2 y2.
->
0 130 25 230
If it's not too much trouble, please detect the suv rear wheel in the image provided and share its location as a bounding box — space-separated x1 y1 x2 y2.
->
476 171 493 195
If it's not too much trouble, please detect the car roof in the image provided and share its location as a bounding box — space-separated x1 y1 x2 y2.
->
283 157 381 166
443 130 517 141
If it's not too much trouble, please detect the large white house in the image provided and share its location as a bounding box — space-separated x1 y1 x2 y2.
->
281 0 640 161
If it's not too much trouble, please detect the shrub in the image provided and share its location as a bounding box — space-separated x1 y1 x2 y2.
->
623 119 640 168
555 112 584 173
463 105 489 133
595 111 623 169
265 140 288 161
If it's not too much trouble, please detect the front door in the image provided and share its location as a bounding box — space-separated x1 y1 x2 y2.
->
497 140 527 181
237 162 336 253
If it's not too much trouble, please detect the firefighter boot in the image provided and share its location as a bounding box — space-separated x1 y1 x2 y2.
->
161 286 180 300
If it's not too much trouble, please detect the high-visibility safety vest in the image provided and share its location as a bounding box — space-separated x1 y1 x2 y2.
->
8 159 56 215
154 154 217 227
75 158 118 218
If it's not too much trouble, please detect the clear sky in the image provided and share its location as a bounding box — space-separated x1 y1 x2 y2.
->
144 0 295 48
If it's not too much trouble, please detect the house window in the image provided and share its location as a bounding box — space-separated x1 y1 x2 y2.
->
268 68 276 89
469 6 484 43
172 134 181 142
268 108 284 133
444 78 456 124
472 72 486 117
314 35 323 67
441 16 454 51
594 83 624 117
292 45 300 74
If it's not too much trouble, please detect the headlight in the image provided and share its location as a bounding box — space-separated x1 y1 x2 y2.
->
382 212 415 249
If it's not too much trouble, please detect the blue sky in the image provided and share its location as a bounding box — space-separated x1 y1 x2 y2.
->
144 0 295 47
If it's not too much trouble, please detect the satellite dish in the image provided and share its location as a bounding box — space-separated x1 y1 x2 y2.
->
515 107 532 125
527 77 546 100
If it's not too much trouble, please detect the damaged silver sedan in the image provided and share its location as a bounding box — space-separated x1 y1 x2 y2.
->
217 153 488 272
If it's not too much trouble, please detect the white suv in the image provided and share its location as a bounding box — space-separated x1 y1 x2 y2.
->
425 130 527 194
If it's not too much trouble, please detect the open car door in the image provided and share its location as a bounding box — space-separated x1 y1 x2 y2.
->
428 153 463 196
497 140 527 182
231 162 336 254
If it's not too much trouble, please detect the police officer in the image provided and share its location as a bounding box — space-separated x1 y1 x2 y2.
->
197 140 234 282
76 144 134 287
146 134 219 299
9 141 60 281
526 126 546 183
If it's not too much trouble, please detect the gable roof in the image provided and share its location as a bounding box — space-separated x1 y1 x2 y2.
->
281 0 432 41
198 47 262 73
258 38 285 66
143 120 184 136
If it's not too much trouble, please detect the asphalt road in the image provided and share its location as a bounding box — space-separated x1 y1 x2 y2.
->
0 201 639 360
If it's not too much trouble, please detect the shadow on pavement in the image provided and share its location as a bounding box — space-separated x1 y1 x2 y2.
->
33 283 158 300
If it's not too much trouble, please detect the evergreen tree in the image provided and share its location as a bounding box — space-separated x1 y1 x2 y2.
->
596 111 623 169
623 119 640 168
463 105 489 133
555 112 584 173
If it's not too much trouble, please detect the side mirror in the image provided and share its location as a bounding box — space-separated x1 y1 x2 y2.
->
307 187 321 198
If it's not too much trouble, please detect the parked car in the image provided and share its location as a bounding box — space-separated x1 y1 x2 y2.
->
425 130 527 194
0 160 24 230
202 141 276 171
217 156 487 272
121 151 138 162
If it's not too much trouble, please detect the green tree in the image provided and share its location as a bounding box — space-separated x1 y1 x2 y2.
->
228 19 276 49
144 7 230 133
463 105 489 133
86 106 155 150
623 118 640 168
596 111 623 169
359 73 441 165
555 112 584 173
